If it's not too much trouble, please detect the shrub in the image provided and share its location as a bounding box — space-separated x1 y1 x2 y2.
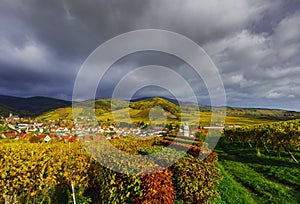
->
109 137 160 154
135 167 175 204
204 151 218 164
90 163 142 203
160 139 210 158
171 155 221 203
138 146 164 155
163 136 203 147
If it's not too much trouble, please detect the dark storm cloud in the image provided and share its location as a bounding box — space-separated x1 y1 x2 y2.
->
0 61 75 99
0 0 300 110
96 51 210 101
250 0 300 34
1 0 151 59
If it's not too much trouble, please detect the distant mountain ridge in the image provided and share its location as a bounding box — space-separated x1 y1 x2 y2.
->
130 96 211 112
130 96 181 105
0 103 17 117
0 95 71 117
0 95 300 123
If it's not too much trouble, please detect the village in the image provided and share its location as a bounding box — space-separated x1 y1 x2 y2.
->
0 113 224 142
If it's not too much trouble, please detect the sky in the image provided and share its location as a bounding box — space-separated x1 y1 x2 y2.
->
0 0 300 111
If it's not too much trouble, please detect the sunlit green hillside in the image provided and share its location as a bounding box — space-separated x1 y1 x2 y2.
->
36 97 300 126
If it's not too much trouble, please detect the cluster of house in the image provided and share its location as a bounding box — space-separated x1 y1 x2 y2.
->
75 123 166 138
2 113 21 123
1 113 226 142
1 113 77 142
0 132 78 143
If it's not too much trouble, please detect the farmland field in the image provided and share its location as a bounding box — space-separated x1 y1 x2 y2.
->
0 134 299 203
0 137 220 203
215 136 300 204
1 108 300 203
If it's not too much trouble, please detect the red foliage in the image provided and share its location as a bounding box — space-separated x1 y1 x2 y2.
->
135 167 175 204
204 151 218 164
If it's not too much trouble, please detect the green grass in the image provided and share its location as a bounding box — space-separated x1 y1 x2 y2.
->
220 160 298 204
215 137 300 204
216 163 257 204
247 164 300 191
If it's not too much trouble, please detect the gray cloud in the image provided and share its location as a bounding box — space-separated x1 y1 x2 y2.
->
0 0 299 110
204 10 300 110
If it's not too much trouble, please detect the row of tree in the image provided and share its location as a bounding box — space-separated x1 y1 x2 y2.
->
224 120 300 163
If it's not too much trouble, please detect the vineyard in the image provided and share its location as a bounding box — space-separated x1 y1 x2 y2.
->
1 120 299 203
218 119 300 203
224 119 300 162
0 137 220 203
215 137 300 204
